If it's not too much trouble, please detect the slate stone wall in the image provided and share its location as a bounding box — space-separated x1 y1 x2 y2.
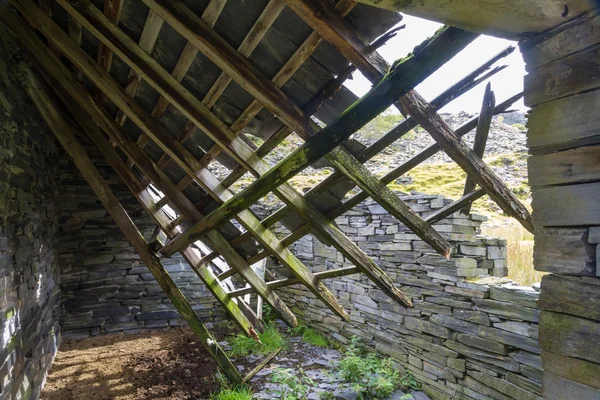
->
0 39 61 400
57 155 224 338
260 194 542 400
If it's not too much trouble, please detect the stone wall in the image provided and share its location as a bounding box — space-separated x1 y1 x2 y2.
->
57 153 224 338
0 38 61 399
260 194 542 400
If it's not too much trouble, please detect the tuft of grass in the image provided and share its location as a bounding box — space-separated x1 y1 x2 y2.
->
229 323 287 356
210 386 253 400
288 325 329 348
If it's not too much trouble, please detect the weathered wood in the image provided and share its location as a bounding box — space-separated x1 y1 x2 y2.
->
533 227 596 275
542 351 600 390
59 84 262 336
230 267 360 297
2 6 300 328
243 347 282 383
538 274 600 321
524 43 600 107
532 182 600 226
95 0 122 104
426 189 486 225
401 92 534 233
20 68 242 384
527 89 600 154
161 27 477 251
232 94 521 267
528 144 600 187
355 0 591 39
27 0 349 322
139 0 454 259
539 311 600 365
461 82 495 215
543 372 600 400
327 147 451 256
520 10 600 71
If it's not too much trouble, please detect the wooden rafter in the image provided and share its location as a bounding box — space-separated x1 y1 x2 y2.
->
1 4 301 327
14 0 352 323
42 0 421 308
284 0 533 232
159 26 476 257
140 0 453 259
18 65 243 384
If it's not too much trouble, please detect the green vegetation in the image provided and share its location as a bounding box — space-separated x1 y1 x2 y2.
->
288 325 330 348
356 110 405 141
210 386 254 400
512 123 526 131
337 337 420 399
269 367 315 399
229 323 287 356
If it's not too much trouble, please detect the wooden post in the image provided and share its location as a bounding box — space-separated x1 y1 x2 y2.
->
20 67 242 384
460 82 495 215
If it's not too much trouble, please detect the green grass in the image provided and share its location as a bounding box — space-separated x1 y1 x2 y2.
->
288 325 329 348
229 323 288 356
210 386 254 400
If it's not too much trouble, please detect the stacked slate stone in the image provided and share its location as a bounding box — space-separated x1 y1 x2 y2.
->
0 45 62 400
58 156 224 338
261 194 542 400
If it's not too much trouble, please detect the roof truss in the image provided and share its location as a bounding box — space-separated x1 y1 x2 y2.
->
1 0 532 382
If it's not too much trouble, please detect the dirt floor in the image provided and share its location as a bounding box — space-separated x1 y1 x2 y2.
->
41 325 252 400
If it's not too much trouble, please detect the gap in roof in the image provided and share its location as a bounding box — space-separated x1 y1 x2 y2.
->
344 15 527 114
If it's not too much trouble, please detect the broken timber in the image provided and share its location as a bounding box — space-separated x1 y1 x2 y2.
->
159 26 476 257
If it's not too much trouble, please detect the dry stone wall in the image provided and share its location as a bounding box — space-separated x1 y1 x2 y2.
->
57 152 224 338
258 194 542 400
0 38 61 400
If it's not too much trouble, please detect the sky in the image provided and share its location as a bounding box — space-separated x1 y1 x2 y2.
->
344 15 528 114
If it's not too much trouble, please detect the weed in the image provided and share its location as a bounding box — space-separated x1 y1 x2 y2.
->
269 367 315 399
229 323 287 356
336 336 411 399
210 386 254 400
288 325 329 348
319 392 336 400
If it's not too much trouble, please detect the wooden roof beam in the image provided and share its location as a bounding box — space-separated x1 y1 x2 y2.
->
139 0 452 258
160 26 475 257
17 0 348 322
19 66 243 384
2 3 301 327
284 0 534 233
50 0 416 307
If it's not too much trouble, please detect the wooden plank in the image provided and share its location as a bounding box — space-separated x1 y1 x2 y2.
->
528 144 600 187
538 274 600 321
460 82 494 215
542 351 600 390
524 43 600 107
159 26 477 252
401 91 534 233
426 189 486 225
20 68 242 384
243 348 281 383
1 6 300 328
532 182 600 226
533 227 596 275
543 372 600 400
539 311 600 365
527 89 600 154
520 10 600 71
